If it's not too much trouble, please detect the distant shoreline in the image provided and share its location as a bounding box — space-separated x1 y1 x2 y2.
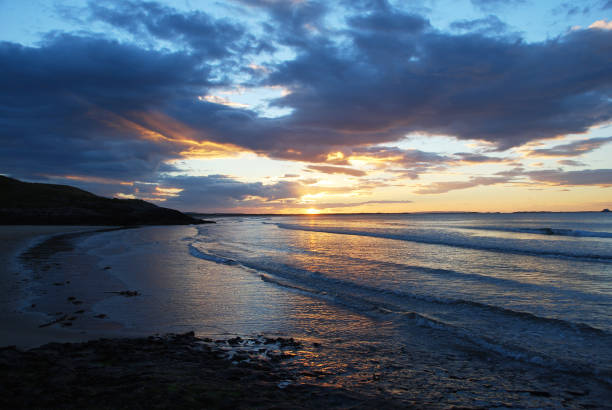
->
188 210 610 217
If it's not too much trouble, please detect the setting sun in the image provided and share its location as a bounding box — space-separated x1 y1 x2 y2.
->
305 208 321 214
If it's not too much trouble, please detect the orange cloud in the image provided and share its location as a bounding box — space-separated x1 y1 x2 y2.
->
89 107 247 159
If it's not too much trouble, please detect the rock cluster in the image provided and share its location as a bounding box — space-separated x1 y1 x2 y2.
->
0 332 399 409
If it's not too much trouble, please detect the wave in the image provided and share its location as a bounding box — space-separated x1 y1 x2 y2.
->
187 241 612 381
335 253 609 303
257 269 611 380
188 242 609 336
274 223 612 262
188 244 238 265
461 226 612 238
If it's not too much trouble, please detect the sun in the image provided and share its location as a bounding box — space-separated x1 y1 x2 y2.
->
305 208 321 215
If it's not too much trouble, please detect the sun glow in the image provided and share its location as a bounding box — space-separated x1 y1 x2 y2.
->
305 208 321 214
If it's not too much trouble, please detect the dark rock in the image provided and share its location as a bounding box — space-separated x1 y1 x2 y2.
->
105 290 141 297
0 333 400 409
228 337 243 346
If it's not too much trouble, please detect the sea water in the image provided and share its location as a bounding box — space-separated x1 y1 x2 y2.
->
77 212 612 403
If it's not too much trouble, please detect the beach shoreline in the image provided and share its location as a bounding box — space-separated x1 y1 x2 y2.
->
2 223 611 408
0 226 406 408
0 226 128 348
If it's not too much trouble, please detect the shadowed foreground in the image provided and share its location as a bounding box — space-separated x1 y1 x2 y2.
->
0 332 404 409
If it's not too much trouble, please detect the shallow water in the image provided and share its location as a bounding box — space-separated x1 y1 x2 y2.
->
59 213 612 405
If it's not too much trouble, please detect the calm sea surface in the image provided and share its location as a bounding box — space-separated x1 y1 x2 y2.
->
77 212 612 401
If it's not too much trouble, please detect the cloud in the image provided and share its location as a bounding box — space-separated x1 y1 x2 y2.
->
526 169 612 186
526 136 612 157
305 165 367 176
0 33 218 181
453 152 507 163
87 0 267 59
414 176 511 194
306 199 413 210
349 10 430 34
135 174 306 211
1 0 612 211
450 15 509 35
264 9 612 153
414 167 612 194
589 19 612 29
349 146 451 178
557 159 586 166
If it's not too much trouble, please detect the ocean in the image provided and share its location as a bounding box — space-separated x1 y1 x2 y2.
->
30 212 612 405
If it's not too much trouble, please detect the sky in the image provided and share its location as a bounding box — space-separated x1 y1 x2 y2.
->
0 0 611 213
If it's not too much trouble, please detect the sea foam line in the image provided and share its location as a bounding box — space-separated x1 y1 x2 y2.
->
460 226 612 238
274 223 612 262
187 242 610 337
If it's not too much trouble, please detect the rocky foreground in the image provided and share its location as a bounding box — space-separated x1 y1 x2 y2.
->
0 332 402 409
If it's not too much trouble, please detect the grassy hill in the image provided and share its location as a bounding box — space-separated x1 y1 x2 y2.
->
0 176 208 226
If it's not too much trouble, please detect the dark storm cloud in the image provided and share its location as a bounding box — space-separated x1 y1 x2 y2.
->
266 15 612 152
349 10 430 33
235 0 329 48
87 0 270 59
0 33 211 180
526 137 612 157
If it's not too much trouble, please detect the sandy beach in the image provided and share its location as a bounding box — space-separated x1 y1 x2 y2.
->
0 225 403 409
0 226 124 348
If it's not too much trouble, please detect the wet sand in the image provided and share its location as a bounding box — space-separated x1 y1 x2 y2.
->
0 226 122 348
0 226 403 409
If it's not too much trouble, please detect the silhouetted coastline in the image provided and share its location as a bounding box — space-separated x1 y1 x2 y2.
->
0 176 212 226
